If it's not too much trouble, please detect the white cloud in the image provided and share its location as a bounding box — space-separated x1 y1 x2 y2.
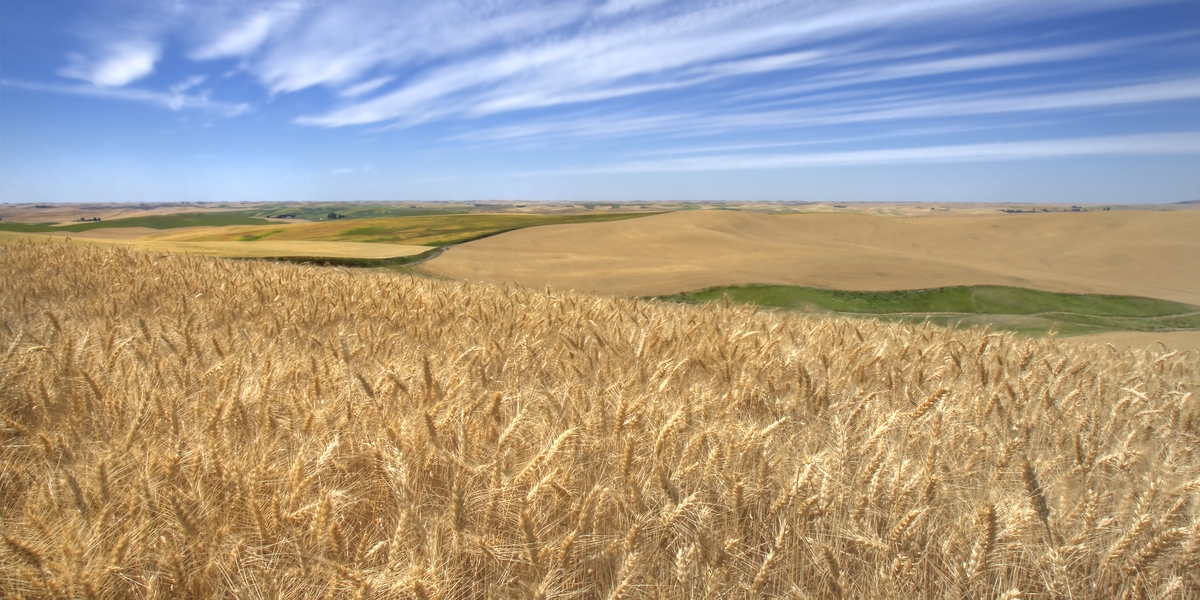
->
43 0 1196 141
535 132 1200 174
289 0 1187 128
331 166 372 175
338 76 395 98
448 75 1200 145
58 40 160 87
774 78 1200 128
250 1 591 96
596 0 674 16
0 78 250 116
446 113 692 144
170 75 207 94
190 4 302 60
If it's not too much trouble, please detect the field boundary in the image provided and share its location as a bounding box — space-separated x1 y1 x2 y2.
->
655 283 1200 337
240 246 445 268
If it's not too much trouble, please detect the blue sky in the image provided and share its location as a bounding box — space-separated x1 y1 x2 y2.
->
1 0 1198 204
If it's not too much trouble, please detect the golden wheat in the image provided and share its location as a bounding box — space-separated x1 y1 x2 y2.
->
1 239 1198 598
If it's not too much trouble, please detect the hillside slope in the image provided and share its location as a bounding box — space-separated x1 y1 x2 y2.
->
1 242 1198 598
424 210 1200 305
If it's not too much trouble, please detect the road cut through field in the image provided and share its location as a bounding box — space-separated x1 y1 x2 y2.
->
422 209 1200 305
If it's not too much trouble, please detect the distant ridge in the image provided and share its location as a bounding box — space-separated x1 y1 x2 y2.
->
1175 199 1200 204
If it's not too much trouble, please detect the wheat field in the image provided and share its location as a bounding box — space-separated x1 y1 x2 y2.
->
1 240 1198 599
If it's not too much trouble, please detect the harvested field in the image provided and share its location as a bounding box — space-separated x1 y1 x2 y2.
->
424 210 1200 305
2 240 1198 598
1064 330 1200 352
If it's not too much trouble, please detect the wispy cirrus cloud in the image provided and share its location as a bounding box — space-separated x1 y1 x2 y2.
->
331 166 373 175
31 0 1200 146
8 0 1199 203
448 77 1200 146
247 1 594 96
531 132 1200 174
278 0 1194 130
188 3 305 61
0 79 250 116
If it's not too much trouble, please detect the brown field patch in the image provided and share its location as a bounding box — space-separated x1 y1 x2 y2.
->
1064 329 1200 352
423 209 1200 304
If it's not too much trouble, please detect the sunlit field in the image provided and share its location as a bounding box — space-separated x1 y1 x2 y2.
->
2 240 1197 598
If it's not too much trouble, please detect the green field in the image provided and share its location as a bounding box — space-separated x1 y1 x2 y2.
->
657 284 1200 337
0 212 273 232
239 202 471 221
331 213 657 246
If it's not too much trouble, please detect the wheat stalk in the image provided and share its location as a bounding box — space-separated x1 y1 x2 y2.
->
0 240 1196 598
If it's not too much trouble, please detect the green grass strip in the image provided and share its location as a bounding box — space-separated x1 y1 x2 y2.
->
244 204 470 221
656 284 1200 337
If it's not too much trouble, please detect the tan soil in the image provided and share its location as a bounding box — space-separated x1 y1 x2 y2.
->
1062 330 1200 352
422 209 1200 305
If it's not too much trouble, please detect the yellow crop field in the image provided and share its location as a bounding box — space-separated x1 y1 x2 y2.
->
2 240 1198 598
127 240 431 259
0 231 430 260
424 209 1200 305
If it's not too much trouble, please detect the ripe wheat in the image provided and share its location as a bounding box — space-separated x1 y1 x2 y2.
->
1 240 1198 598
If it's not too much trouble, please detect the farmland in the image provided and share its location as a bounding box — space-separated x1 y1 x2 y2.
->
659 284 1200 337
242 203 471 222
0 212 275 233
1 240 1198 598
0 210 658 263
2 202 1197 346
171 212 659 246
424 209 1200 305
